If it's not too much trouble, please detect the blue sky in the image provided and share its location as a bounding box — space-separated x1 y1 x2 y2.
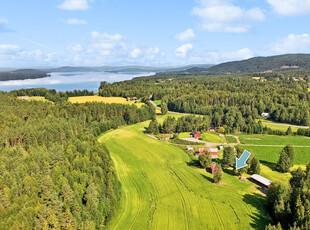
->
1 0 310 67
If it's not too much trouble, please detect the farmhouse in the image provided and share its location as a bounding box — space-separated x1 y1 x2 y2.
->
20 96 29 100
250 174 272 189
261 112 270 118
209 148 219 159
197 148 219 159
127 97 131 101
191 131 201 139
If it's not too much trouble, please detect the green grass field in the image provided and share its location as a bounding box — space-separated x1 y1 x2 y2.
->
245 146 310 165
68 96 145 108
263 123 299 132
99 117 272 229
239 134 310 146
201 133 226 143
178 132 190 138
153 100 161 106
226 136 238 143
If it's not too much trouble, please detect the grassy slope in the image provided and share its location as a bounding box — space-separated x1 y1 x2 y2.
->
201 133 226 143
99 118 272 230
68 96 145 108
239 134 310 146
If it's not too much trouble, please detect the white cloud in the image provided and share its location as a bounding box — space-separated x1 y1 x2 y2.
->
130 48 142 58
202 48 253 63
66 18 88 25
0 44 21 54
192 0 264 33
267 0 310 16
175 29 195 42
59 0 90 10
91 31 123 41
271 34 310 53
0 18 8 24
175 43 193 58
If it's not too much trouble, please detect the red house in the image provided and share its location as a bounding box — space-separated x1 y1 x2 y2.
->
210 162 216 173
191 131 201 139
197 148 219 159
208 148 219 159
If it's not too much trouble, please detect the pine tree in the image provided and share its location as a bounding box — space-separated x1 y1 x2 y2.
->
161 102 168 115
286 126 293 135
199 153 211 169
213 164 223 183
222 147 235 168
250 157 261 174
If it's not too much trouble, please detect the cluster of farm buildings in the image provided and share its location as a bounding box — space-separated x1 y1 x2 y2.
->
187 130 272 190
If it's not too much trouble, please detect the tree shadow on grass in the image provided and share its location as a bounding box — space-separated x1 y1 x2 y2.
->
260 160 278 171
200 173 214 183
187 159 201 167
242 193 273 230
223 168 235 176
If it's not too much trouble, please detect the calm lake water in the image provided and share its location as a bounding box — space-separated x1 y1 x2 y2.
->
0 72 155 92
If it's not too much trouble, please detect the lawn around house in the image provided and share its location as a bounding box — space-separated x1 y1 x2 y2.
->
201 133 226 143
99 117 272 229
68 95 145 108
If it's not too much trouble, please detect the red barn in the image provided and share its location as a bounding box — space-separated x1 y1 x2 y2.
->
191 131 201 139
250 174 272 189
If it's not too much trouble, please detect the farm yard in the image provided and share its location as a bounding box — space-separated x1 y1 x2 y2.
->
99 116 272 230
68 95 145 107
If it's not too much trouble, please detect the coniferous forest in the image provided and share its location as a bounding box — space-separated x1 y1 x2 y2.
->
0 91 155 229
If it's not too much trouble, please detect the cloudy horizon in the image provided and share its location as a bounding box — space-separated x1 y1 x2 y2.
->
1 0 310 67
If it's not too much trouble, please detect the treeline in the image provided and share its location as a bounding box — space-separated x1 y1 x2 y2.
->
266 165 310 229
146 114 293 136
0 93 155 229
146 115 210 134
10 88 94 103
0 70 48 81
99 72 310 126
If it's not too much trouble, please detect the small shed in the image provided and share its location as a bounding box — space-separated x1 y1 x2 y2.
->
186 146 194 151
127 97 131 101
261 112 270 118
250 174 272 189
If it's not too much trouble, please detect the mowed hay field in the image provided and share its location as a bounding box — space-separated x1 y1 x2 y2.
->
99 118 272 230
68 96 145 108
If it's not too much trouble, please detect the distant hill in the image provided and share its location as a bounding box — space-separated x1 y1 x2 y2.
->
0 69 49 81
47 64 213 73
206 54 310 74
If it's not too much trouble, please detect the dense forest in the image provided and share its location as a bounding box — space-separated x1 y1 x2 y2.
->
206 54 310 74
0 69 49 81
99 71 310 127
0 91 155 229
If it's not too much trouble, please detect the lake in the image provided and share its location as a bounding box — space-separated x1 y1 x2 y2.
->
0 72 155 92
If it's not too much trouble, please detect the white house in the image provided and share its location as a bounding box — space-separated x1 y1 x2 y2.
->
186 146 194 151
261 112 270 118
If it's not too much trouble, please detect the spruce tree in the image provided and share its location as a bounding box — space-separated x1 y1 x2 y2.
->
199 153 211 169
222 146 235 168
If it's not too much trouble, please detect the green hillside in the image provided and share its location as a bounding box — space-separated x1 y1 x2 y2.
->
99 117 272 230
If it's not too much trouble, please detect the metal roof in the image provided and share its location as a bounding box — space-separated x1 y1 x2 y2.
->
251 174 272 186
